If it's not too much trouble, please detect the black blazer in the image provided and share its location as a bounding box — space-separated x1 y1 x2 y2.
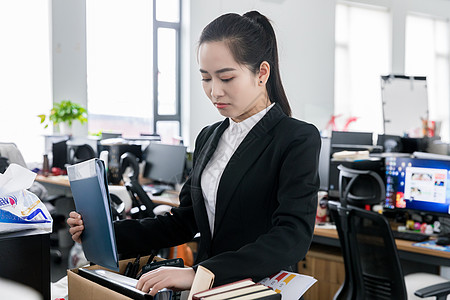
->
114 103 321 286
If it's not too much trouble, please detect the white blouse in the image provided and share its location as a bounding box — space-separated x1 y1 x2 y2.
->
200 103 275 235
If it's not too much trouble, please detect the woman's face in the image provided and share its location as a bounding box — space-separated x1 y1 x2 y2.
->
198 41 269 122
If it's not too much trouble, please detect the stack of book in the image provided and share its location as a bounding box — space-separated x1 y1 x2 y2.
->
188 267 317 300
192 278 280 300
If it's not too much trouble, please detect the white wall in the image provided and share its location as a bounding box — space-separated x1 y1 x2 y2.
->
49 0 450 149
186 0 336 148
52 0 88 137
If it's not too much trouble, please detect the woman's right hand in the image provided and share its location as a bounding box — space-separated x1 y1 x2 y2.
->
67 211 84 244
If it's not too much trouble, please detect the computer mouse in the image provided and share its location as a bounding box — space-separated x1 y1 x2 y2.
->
436 236 450 246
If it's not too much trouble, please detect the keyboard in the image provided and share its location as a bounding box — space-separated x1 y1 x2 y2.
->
392 230 429 242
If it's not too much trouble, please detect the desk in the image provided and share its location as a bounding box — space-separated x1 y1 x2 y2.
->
35 175 180 208
148 191 180 207
0 230 50 300
299 226 450 300
36 174 72 197
313 226 450 267
36 174 70 187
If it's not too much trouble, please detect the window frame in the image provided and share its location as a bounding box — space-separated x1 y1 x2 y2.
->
152 0 182 135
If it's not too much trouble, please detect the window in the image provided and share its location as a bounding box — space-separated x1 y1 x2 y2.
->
154 0 182 143
405 14 450 142
0 0 52 163
334 2 390 133
86 0 181 143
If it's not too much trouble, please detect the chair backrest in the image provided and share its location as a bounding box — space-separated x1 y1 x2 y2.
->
67 143 96 165
338 164 385 207
330 165 407 300
109 193 125 220
120 152 157 218
120 152 140 182
0 157 9 173
125 180 157 218
0 142 27 168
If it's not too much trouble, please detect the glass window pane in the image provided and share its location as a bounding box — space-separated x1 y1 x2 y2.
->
435 19 449 55
0 0 52 163
156 121 180 144
157 28 177 115
89 115 153 137
156 0 179 22
334 4 390 133
86 0 153 137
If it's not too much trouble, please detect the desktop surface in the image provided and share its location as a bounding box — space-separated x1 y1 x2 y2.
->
313 225 450 263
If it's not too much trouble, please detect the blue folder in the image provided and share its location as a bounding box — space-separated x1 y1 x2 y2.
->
67 158 119 271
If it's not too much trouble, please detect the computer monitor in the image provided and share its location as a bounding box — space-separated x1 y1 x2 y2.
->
331 131 373 146
143 143 187 186
318 137 331 191
376 134 402 153
385 156 450 216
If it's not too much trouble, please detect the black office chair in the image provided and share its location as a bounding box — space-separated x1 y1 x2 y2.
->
120 152 158 218
329 165 450 300
67 143 96 165
0 156 9 173
109 193 125 220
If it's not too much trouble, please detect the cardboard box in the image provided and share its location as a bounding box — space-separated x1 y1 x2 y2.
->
68 255 160 300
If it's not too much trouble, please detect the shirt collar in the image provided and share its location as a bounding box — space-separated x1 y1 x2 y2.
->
228 103 275 134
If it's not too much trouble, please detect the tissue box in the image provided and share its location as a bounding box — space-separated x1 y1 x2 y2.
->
68 255 162 300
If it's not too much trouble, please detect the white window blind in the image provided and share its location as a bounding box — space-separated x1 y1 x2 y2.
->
334 3 390 133
405 14 450 142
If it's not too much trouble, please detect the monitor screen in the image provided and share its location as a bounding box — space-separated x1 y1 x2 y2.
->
318 137 331 191
331 131 373 146
143 143 187 185
385 156 450 216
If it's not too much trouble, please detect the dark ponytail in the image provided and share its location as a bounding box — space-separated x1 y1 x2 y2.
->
199 11 292 117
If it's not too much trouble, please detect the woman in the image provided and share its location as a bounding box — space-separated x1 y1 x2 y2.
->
68 10 320 296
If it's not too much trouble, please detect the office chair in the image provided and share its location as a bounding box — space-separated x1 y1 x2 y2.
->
0 156 9 173
67 143 96 165
119 152 191 263
109 193 125 220
120 152 161 218
329 165 450 300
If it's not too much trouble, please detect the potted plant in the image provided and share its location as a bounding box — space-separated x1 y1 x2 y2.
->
38 100 88 135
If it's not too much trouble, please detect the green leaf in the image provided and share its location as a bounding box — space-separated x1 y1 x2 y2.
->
37 114 46 124
38 99 88 128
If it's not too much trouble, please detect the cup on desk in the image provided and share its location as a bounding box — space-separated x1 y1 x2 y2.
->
42 154 50 176
316 191 328 223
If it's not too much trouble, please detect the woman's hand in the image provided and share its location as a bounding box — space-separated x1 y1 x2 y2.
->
136 266 195 296
67 211 84 244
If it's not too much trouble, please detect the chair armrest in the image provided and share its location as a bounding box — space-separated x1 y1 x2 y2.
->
415 281 450 299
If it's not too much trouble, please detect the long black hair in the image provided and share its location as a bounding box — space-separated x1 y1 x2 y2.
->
199 11 291 117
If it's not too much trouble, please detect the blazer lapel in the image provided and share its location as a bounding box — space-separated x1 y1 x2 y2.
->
191 119 229 244
213 104 286 236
